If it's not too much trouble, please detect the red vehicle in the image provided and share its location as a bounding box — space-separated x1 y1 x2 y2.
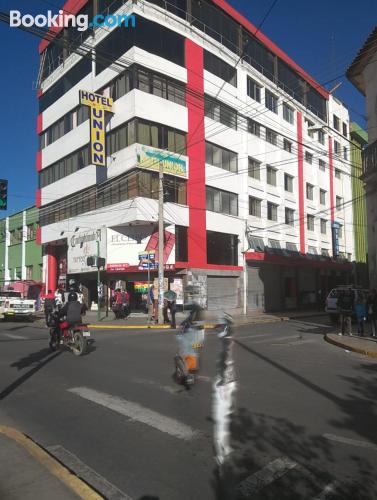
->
49 311 91 356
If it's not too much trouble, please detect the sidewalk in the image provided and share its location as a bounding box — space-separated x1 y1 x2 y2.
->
325 333 377 358
0 425 101 499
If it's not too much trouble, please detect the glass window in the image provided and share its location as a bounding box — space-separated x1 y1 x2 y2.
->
206 186 238 215
320 219 327 234
249 236 265 252
335 168 341 179
320 189 326 205
333 115 340 131
266 128 277 145
307 214 315 231
336 196 343 210
267 165 277 186
319 159 326 171
283 103 294 124
204 50 237 87
342 122 348 137
286 242 298 252
265 90 278 113
206 142 237 172
334 140 340 155
305 151 313 164
249 197 261 217
306 183 314 200
207 231 238 266
247 76 261 102
248 158 261 179
318 129 325 145
267 202 278 221
285 208 294 226
284 174 293 192
343 146 348 160
283 139 292 152
248 119 261 137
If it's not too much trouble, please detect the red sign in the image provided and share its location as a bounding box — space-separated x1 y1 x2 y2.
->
106 263 130 272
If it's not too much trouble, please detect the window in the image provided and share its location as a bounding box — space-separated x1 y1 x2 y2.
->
204 50 237 87
248 158 261 180
305 151 313 164
26 224 36 240
206 142 237 172
26 265 33 280
284 173 293 192
334 140 340 155
204 95 237 129
320 219 327 235
320 189 326 205
342 122 348 137
307 214 315 231
266 128 278 145
321 248 330 257
343 146 348 160
175 225 188 262
283 103 294 124
333 115 340 131
206 186 238 216
249 197 262 217
319 159 326 171
207 231 238 266
336 196 343 210
285 208 295 226
265 90 278 113
308 246 317 255
286 242 298 252
306 183 314 200
318 129 325 145
247 76 261 102
248 236 265 251
267 202 278 221
338 224 343 239
306 119 314 138
335 168 341 179
267 165 277 186
248 119 261 137
268 239 281 249
10 228 22 245
283 139 292 152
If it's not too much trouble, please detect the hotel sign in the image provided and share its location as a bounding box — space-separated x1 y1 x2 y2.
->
137 145 188 178
79 90 113 167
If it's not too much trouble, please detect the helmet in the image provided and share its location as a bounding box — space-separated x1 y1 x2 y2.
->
68 291 78 302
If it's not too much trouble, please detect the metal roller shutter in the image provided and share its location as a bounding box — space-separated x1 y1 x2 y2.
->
207 276 238 310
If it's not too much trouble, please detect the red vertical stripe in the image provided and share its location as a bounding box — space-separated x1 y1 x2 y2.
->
328 136 335 222
185 39 207 267
36 189 41 208
47 247 57 292
36 151 42 172
297 112 305 253
36 113 43 134
36 226 41 246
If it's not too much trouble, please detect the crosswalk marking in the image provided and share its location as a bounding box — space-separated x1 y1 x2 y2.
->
68 387 200 440
237 457 297 497
47 445 132 500
323 433 377 451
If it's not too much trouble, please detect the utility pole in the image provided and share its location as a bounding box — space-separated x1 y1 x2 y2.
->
158 161 164 325
97 239 100 322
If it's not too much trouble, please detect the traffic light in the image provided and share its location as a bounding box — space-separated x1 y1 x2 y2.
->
86 256 96 267
0 179 8 210
86 256 106 268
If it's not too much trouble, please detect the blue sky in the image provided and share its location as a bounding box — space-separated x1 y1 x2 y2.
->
0 0 376 216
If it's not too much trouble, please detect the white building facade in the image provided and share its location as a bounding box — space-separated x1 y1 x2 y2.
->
36 0 354 312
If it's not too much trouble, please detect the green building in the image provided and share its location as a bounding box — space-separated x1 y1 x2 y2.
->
350 122 368 286
0 206 42 285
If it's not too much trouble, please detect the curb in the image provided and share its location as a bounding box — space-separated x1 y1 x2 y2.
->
324 333 377 359
0 425 102 499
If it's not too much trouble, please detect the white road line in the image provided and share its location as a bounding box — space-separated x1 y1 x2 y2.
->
68 387 200 441
237 457 297 497
323 433 377 451
312 481 339 500
3 333 28 340
47 445 132 500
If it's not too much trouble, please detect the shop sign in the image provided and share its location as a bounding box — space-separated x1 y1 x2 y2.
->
331 221 340 258
67 228 106 274
137 145 187 178
170 278 183 305
134 281 149 293
79 90 113 167
107 263 130 272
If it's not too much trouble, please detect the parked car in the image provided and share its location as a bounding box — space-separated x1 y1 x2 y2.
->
325 286 369 323
0 290 36 320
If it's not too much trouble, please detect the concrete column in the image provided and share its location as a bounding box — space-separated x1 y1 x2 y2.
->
46 245 57 293
21 210 26 280
4 217 10 283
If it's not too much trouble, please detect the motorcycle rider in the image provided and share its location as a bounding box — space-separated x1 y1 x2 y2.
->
58 291 87 338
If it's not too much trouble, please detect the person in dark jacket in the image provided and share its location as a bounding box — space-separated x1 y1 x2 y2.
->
168 299 177 329
44 290 55 326
338 287 354 336
368 289 377 337
59 292 87 326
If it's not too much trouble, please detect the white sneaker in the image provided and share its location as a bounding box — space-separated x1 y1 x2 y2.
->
338 333 343 336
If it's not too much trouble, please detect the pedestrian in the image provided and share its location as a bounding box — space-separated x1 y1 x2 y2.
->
54 288 64 309
368 289 377 337
337 287 354 336
148 285 155 322
163 298 170 324
122 289 130 318
169 299 177 329
355 293 367 337
44 289 55 326
113 288 123 319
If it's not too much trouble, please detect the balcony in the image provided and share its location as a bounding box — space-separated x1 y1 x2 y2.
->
362 139 377 178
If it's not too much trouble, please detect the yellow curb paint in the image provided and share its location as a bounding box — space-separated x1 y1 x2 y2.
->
324 334 377 359
0 425 102 499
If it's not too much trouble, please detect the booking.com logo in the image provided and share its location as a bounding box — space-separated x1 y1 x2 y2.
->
9 10 136 31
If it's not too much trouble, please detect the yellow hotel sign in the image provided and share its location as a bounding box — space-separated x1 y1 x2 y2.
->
79 90 113 167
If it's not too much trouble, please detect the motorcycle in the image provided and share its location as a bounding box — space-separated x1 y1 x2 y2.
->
49 311 90 356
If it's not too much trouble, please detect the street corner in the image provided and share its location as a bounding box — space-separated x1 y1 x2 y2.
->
325 333 377 359
0 424 103 499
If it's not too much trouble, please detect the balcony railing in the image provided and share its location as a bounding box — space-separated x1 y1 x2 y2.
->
362 138 377 177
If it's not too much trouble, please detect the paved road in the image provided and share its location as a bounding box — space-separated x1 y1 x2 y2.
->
0 316 376 499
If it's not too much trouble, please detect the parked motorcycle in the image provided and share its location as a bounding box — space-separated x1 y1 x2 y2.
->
49 311 90 356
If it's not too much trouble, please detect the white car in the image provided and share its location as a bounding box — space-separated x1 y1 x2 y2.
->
0 291 36 320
